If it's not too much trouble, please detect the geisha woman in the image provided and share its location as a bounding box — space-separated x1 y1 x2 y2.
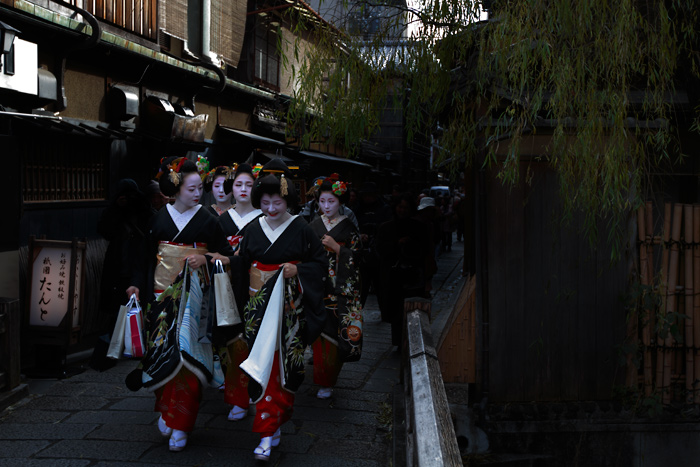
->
213 163 263 422
203 165 235 216
233 159 326 461
126 156 234 452
308 176 363 399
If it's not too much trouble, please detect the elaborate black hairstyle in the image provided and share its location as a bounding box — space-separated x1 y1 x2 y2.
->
157 156 201 197
251 159 298 209
203 166 234 194
233 163 255 182
317 175 349 204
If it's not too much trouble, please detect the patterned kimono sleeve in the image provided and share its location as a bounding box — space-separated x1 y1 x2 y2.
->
333 228 362 297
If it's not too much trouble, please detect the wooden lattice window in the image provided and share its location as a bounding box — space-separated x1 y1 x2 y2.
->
22 134 108 203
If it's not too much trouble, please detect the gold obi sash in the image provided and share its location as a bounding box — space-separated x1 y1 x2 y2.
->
154 241 209 293
248 260 298 296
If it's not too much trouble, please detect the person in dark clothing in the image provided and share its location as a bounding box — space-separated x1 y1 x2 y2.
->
90 179 152 371
441 195 455 252
375 193 431 348
355 182 393 312
414 196 438 297
454 194 466 242
145 180 168 214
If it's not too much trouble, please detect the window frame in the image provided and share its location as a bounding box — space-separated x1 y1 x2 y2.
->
252 19 281 92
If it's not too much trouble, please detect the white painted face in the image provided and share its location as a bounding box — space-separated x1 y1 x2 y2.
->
233 173 255 204
260 193 287 220
176 172 203 209
319 191 340 219
212 175 231 204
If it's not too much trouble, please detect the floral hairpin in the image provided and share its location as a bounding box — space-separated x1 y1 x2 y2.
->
196 155 210 176
252 163 263 179
332 180 347 197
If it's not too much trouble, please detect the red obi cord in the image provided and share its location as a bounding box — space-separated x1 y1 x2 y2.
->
251 260 299 272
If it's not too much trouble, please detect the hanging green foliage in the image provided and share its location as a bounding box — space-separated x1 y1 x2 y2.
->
284 0 700 251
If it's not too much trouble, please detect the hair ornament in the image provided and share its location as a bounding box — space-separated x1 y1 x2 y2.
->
252 163 263 179
280 174 289 196
175 157 186 172
169 169 180 186
332 180 347 197
196 155 210 176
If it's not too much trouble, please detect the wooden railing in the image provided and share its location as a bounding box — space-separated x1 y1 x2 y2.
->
403 299 462 466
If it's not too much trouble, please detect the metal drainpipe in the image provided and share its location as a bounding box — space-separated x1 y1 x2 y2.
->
201 0 215 65
50 0 101 111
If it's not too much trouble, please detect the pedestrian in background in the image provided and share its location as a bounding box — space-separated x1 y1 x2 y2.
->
355 182 392 313
441 194 455 252
414 196 438 297
376 193 431 348
90 179 150 372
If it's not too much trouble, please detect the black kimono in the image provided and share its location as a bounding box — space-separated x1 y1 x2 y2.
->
235 215 327 401
309 215 363 361
131 205 233 390
133 205 233 300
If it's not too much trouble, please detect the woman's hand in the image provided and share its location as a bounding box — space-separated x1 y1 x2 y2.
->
126 286 140 301
281 263 298 278
186 254 207 269
321 235 341 255
208 252 230 266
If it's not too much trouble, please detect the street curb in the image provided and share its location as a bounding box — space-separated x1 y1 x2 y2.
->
0 383 29 413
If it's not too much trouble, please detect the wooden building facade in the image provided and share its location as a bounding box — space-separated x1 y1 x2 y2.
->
0 0 373 367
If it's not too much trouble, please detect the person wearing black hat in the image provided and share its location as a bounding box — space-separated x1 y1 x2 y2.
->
232 159 326 461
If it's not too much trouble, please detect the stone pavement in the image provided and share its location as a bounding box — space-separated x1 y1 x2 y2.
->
0 237 465 466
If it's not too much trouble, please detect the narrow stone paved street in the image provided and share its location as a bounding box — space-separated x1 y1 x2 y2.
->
0 238 464 466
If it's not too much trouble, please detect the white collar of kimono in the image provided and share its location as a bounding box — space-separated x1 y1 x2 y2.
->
322 214 347 232
260 214 297 244
229 207 263 230
166 203 202 234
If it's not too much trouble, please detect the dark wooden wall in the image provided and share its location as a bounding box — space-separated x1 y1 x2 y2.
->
484 161 629 402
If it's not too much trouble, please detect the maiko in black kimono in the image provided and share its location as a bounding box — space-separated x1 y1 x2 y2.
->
309 216 363 362
236 215 326 402
130 205 233 395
